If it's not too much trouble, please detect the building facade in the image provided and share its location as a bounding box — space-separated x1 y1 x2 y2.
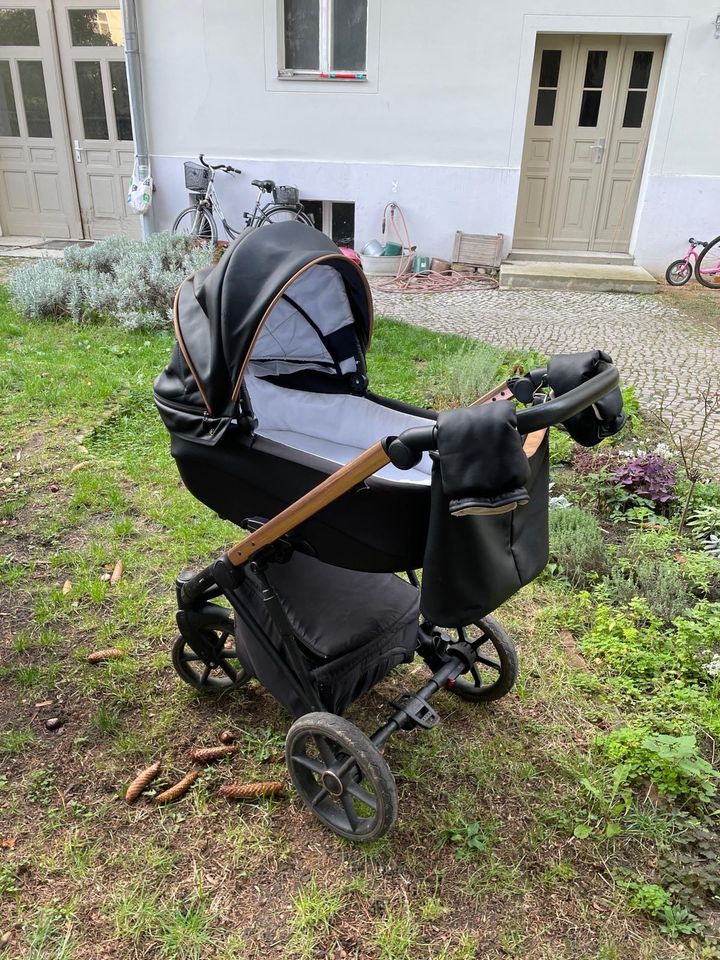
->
1 0 719 275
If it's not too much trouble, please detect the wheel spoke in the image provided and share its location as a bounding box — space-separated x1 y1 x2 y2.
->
216 659 238 683
344 780 377 811
181 653 202 663
313 735 338 769
293 753 326 775
470 665 483 687
309 785 329 807
476 653 501 672
340 791 360 830
200 664 211 686
217 647 238 659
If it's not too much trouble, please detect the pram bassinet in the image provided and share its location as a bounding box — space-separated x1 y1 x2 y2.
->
156 221 440 571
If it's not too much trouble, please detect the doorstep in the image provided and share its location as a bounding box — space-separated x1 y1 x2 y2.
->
499 260 657 294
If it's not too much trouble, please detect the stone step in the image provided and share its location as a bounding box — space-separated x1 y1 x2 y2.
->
508 248 635 266
499 260 657 294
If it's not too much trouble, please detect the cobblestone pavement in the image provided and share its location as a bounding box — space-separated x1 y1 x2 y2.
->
372 284 720 467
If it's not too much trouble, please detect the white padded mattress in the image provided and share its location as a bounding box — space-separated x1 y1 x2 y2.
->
246 374 433 486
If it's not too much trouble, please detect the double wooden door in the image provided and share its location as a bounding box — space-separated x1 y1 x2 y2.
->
515 34 665 253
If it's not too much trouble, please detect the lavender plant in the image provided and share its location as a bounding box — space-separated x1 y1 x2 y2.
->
10 233 214 330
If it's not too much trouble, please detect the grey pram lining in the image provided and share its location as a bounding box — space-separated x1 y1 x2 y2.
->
244 262 434 486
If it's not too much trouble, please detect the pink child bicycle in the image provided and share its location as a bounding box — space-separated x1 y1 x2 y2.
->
666 236 720 289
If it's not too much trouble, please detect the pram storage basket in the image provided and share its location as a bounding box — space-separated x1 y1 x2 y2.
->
234 552 420 716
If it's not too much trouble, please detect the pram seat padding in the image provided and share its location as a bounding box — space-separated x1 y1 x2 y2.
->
234 552 420 715
246 374 433 486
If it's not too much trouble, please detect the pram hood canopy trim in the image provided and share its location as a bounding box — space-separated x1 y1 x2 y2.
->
170 221 374 417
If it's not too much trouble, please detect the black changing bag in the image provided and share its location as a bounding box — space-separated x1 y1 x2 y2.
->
234 552 420 717
420 431 550 627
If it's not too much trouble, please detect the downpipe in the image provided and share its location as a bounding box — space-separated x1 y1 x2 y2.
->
120 0 154 238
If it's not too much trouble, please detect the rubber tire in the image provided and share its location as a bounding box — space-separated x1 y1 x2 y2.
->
171 616 249 693
694 235 720 289
286 712 398 842
665 260 692 286
256 205 313 227
449 616 518 703
172 205 218 245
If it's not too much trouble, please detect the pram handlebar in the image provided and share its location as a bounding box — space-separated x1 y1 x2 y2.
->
391 363 620 460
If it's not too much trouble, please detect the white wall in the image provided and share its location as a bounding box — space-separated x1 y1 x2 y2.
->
139 0 720 275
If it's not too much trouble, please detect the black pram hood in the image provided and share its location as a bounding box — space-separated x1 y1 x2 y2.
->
156 221 374 426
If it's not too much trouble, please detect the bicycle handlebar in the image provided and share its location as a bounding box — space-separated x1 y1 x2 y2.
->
198 154 241 175
388 364 620 463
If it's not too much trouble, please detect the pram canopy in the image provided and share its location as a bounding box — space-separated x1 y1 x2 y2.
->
158 221 374 431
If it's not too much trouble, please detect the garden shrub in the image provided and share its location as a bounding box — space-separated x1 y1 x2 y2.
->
603 557 694 623
548 506 609 586
10 233 213 330
434 340 504 407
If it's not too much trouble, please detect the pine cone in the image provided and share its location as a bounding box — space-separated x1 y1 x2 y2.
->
190 745 238 764
87 648 124 664
125 761 162 803
218 781 285 801
154 768 201 804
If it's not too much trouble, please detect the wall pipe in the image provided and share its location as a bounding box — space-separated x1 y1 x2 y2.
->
120 0 154 238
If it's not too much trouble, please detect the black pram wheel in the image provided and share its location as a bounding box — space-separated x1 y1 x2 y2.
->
286 712 398 841
448 616 518 703
171 617 249 693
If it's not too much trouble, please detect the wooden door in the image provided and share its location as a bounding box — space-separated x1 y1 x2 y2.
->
52 1 139 238
515 34 665 254
0 0 81 237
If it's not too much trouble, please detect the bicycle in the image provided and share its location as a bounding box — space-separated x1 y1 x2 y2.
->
172 154 312 245
694 234 720 289
665 238 708 286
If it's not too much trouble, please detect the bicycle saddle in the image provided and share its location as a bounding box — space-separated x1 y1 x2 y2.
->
252 179 275 193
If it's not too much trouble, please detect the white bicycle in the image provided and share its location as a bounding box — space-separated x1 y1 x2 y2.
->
172 154 312 244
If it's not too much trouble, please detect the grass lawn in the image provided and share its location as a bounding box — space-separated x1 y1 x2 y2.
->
0 285 713 959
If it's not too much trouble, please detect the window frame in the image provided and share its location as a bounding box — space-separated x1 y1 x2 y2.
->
278 0 368 82
301 198 356 248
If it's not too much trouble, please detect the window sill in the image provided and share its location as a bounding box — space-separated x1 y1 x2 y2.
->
277 71 368 82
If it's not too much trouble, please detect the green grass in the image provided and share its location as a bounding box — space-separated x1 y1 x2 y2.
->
0 285 711 959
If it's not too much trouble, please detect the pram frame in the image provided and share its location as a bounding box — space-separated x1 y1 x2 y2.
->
173 363 620 840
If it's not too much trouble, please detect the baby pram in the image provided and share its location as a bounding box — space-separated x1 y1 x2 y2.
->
154 221 624 840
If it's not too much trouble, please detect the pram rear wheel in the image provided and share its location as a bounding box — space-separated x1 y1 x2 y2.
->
171 618 249 693
449 616 518 703
286 712 398 842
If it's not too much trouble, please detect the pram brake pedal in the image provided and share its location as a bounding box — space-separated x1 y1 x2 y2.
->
389 693 439 731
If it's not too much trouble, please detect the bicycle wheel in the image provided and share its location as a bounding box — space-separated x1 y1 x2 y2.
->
665 260 692 286
694 235 720 289
256 205 313 227
172 205 218 246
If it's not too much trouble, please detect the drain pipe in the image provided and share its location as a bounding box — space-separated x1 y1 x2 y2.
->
120 0 153 238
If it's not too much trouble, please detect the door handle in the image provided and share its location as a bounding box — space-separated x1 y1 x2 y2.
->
591 138 606 163
73 139 83 163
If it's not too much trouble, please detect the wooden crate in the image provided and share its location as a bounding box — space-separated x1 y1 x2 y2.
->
452 231 504 271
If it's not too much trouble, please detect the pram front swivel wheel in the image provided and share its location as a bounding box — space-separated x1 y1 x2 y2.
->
286 712 398 842
171 618 249 693
446 616 518 703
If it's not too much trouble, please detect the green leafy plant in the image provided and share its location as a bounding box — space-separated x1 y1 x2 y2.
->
626 882 701 937
443 820 495 860
604 729 719 805
687 504 720 540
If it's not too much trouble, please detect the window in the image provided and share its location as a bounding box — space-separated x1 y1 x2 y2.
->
578 50 607 127
68 9 124 47
0 9 39 45
534 49 561 126
622 51 653 128
302 199 355 248
280 0 368 80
